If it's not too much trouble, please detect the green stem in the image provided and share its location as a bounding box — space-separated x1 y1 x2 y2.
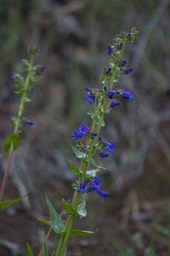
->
0 58 34 201
54 42 129 255
14 59 33 133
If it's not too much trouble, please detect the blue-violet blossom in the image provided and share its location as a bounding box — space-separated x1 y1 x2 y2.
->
121 89 134 101
110 99 120 108
23 118 34 126
105 141 117 155
77 183 88 194
77 177 108 199
107 45 114 56
88 177 108 198
123 67 133 75
99 150 109 158
84 88 95 104
71 123 90 140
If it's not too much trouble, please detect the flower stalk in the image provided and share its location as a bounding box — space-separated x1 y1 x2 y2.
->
0 46 46 201
52 28 139 256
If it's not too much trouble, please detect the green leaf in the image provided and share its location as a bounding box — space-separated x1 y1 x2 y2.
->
71 144 86 159
0 194 28 211
4 133 21 155
46 196 64 235
37 218 51 227
77 195 87 219
43 242 49 256
87 158 105 170
70 161 82 176
61 229 96 237
91 114 105 126
26 243 34 256
86 169 99 178
63 200 79 217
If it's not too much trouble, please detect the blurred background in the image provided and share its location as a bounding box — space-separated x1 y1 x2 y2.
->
0 0 170 255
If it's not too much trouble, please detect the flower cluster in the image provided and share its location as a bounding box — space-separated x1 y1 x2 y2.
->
71 123 90 140
71 28 139 203
98 139 117 158
77 177 108 199
71 125 117 159
84 86 134 107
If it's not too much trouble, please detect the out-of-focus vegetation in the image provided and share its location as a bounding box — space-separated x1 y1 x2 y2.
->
0 0 170 255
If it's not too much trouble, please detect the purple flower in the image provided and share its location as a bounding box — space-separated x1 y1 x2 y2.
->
105 67 112 75
77 183 88 194
84 88 95 104
84 95 95 104
121 89 134 101
108 90 115 99
96 189 108 199
105 142 117 155
107 45 114 55
88 177 102 191
39 65 47 73
88 177 108 199
123 67 133 75
99 150 109 158
92 132 98 137
119 43 123 50
23 119 34 126
77 177 108 199
71 123 90 140
121 59 128 67
110 99 120 108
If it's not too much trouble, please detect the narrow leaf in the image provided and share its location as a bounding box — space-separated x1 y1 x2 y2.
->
43 242 49 256
63 200 79 217
87 158 105 170
26 243 34 256
61 229 96 237
37 218 51 227
71 144 86 159
77 195 87 219
70 161 82 176
91 115 105 126
0 194 28 211
46 196 64 234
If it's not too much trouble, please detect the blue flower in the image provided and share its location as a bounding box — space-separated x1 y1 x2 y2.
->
88 177 102 191
71 123 90 140
99 150 109 158
107 45 114 55
84 95 95 104
77 183 88 194
105 141 117 155
84 88 95 104
121 89 134 101
39 65 47 73
23 118 34 126
121 59 128 67
96 189 108 199
119 43 123 50
108 90 115 99
77 177 108 199
123 67 133 75
110 99 120 108
105 67 112 75
88 177 108 199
